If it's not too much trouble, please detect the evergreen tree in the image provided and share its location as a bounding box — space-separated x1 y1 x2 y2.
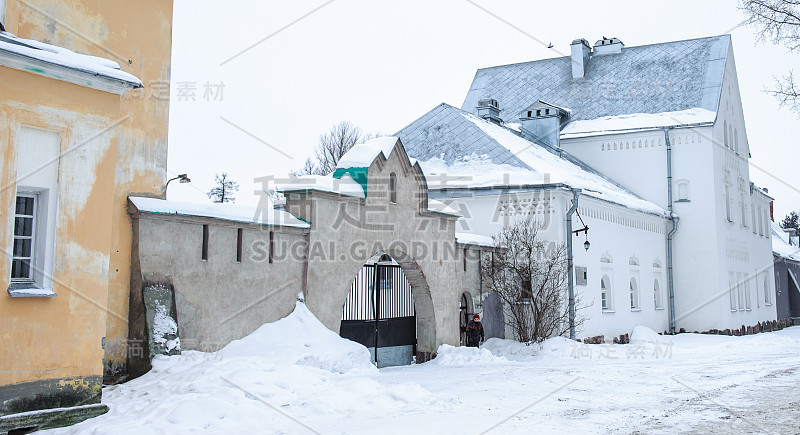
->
780 210 800 230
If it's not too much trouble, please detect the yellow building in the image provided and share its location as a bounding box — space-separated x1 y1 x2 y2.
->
0 0 173 428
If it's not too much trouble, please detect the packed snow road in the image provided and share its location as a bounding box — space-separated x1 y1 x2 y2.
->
48 304 800 434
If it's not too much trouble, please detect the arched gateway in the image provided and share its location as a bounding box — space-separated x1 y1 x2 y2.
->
282 137 487 365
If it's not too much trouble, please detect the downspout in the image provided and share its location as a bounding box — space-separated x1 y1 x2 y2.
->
664 128 678 334
566 188 581 340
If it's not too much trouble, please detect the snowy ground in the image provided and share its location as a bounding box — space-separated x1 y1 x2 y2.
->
48 303 800 434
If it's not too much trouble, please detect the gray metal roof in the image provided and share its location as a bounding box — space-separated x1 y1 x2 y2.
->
396 103 531 169
462 35 730 122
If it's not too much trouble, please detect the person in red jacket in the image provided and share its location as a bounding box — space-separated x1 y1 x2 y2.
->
465 314 485 347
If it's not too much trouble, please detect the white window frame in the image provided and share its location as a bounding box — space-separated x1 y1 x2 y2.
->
629 277 641 310
729 272 737 311
737 272 745 311
764 273 773 305
11 193 38 283
601 274 613 312
654 278 663 309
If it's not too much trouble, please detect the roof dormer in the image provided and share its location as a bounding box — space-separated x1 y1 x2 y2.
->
593 37 624 56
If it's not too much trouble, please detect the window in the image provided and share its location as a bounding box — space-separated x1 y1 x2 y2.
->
630 278 640 310
724 183 733 222
744 275 752 310
601 275 612 311
729 272 737 311
654 279 663 309
764 209 770 237
463 248 467 272
740 191 747 226
0 0 6 28
389 172 397 204
764 274 772 305
757 207 764 236
236 228 243 263
724 120 728 147
734 128 739 154
752 206 757 234
11 194 37 282
737 272 745 311
202 224 209 261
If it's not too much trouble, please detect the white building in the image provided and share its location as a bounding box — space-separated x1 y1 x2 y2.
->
396 35 777 339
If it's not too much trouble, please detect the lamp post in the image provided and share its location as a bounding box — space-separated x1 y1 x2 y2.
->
165 173 191 193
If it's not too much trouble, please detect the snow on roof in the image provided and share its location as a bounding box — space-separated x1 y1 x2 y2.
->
278 173 365 198
130 197 309 228
464 112 667 215
0 31 142 89
456 232 495 247
560 108 716 139
462 35 729 123
772 221 800 262
399 104 667 216
427 199 461 217
337 136 400 169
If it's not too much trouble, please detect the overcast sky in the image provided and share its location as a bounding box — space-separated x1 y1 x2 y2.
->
166 0 800 220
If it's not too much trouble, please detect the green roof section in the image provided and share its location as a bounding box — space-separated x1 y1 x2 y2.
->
332 167 369 197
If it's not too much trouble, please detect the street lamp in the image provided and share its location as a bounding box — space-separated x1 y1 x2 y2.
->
166 173 191 192
572 209 590 251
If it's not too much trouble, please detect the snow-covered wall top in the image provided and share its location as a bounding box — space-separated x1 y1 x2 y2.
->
0 31 143 87
130 197 310 228
462 35 728 123
279 173 366 198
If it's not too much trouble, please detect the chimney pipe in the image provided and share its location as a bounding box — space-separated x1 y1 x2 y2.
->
570 38 591 79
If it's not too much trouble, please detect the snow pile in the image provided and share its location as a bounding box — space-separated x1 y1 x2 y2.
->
426 344 508 366
427 199 461 216
130 196 310 228
52 303 443 434
337 136 400 168
0 31 142 85
629 325 669 344
560 108 716 138
222 302 375 375
482 337 576 361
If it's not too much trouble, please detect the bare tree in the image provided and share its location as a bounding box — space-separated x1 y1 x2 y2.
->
207 173 239 203
741 0 800 113
482 218 585 344
295 121 380 175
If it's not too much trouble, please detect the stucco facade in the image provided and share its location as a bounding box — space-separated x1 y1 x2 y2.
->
0 0 173 420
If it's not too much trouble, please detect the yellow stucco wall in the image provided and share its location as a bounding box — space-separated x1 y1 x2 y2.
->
0 0 174 405
0 66 122 389
4 0 174 381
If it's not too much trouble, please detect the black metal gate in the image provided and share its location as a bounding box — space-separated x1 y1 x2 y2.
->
340 263 416 367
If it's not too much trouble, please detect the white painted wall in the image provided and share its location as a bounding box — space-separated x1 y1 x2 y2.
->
432 188 670 341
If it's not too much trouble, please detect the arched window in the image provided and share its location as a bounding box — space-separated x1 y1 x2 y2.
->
630 278 640 310
654 279 663 309
724 120 728 147
601 275 612 311
389 172 397 204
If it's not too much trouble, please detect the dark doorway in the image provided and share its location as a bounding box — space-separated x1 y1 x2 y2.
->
340 254 416 367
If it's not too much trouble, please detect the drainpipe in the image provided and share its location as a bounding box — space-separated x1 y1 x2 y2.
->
664 128 678 334
566 188 581 340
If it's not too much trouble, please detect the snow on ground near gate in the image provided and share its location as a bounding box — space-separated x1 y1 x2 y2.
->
49 310 800 434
